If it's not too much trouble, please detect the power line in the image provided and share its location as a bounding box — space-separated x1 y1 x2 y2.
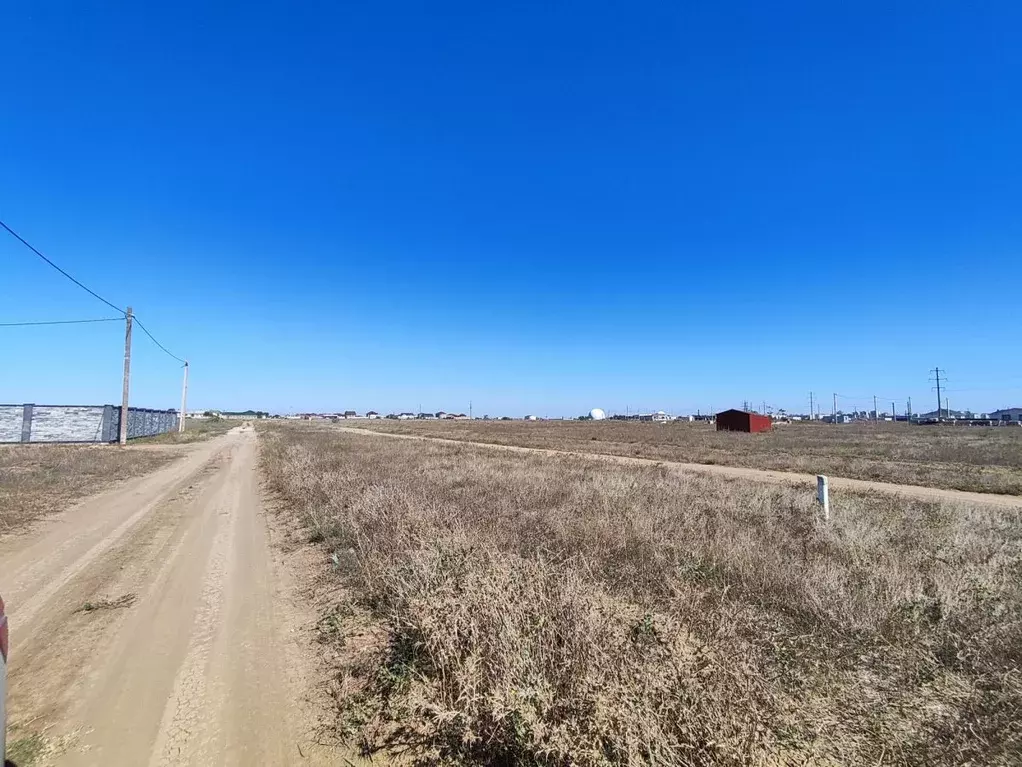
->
0 218 126 315
0 317 123 327
133 315 186 364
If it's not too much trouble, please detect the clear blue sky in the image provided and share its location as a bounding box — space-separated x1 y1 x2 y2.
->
2 1 1020 417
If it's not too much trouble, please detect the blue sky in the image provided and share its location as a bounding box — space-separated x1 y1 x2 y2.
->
2 1 1020 417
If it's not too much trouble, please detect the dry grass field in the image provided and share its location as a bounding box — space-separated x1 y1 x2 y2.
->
262 421 1022 766
0 419 235 536
345 419 1022 495
0 444 176 534
136 416 237 444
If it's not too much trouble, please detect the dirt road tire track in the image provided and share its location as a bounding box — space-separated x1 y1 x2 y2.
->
0 426 339 766
338 426 1022 508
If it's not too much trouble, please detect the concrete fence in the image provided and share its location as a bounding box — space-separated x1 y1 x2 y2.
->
0 404 179 444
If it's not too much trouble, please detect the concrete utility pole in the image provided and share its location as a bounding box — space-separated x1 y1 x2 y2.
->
873 394 878 422
931 367 944 421
179 361 189 432
907 397 912 420
809 391 814 420
119 306 133 445
832 393 837 423
892 401 896 421
469 400 473 419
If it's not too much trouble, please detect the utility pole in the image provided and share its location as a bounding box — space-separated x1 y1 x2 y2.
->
891 400 896 422
946 397 950 420
119 307 133 446
178 361 189 432
832 393 837 423
873 394 878 422
931 367 943 421
809 391 814 420
907 396 912 420
469 400 473 420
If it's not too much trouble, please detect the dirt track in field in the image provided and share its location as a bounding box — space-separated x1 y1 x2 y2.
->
0 426 353 766
339 426 1022 508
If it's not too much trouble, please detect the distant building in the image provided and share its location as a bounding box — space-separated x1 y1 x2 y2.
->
990 408 1022 423
611 411 670 422
638 411 669 423
823 414 854 424
366 411 379 419
417 412 435 420
524 415 538 421
397 412 415 420
220 410 268 420
716 409 772 433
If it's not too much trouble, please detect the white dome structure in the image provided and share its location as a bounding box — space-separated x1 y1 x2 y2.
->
589 408 606 421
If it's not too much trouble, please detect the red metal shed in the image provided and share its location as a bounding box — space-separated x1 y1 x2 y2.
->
715 409 772 433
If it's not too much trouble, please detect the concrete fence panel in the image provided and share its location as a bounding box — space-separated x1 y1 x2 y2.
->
0 404 179 444
0 406 23 442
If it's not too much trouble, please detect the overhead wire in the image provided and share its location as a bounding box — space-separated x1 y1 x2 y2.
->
0 317 123 327
133 315 187 364
0 218 126 315
1 216 186 365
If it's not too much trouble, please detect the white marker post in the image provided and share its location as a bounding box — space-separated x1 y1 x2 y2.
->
817 475 830 521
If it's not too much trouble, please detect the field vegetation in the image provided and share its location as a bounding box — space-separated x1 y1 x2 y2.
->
262 422 1022 765
0 444 175 534
136 416 237 444
345 418 1022 495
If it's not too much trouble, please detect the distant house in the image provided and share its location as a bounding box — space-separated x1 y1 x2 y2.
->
716 409 772 433
417 412 435 420
366 411 380 419
396 412 415 420
990 408 1022 423
823 413 854 424
524 415 538 421
435 411 448 419
220 410 268 420
638 411 669 423
343 410 358 419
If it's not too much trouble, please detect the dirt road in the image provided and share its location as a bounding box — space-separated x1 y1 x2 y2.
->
339 427 1022 508
0 426 335 766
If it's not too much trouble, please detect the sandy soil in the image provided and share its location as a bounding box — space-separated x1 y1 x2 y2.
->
338 427 1022 508
0 426 352 766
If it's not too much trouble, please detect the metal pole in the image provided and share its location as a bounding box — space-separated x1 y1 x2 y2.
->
179 361 189 432
119 307 133 445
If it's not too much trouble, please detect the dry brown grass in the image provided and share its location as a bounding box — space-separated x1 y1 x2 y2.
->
136 417 237 444
261 421 1022 766
345 419 1022 495
0 444 176 534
